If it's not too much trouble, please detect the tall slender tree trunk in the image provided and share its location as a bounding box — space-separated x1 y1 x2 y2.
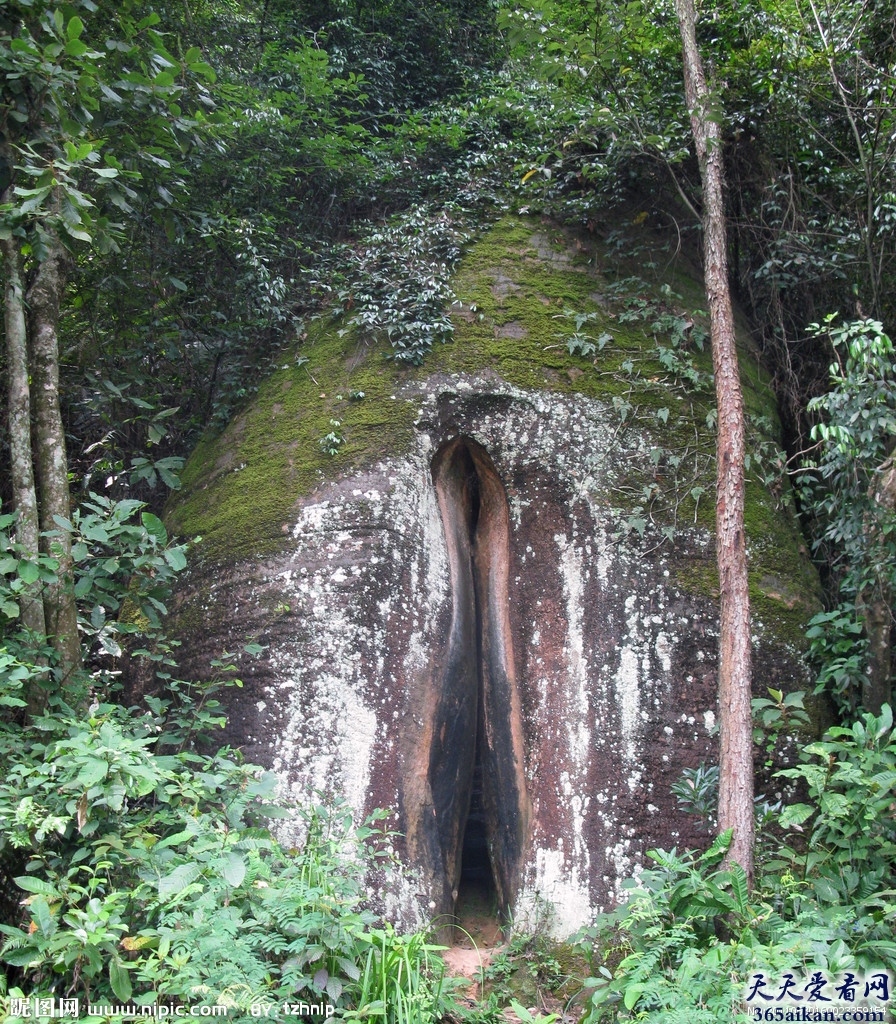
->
860 455 896 712
27 235 82 682
674 0 754 881
2 227 50 716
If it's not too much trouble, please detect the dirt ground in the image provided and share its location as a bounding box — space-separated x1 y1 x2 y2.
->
440 882 577 1023
441 880 504 995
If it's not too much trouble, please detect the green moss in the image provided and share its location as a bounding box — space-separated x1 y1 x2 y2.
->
169 210 818 649
167 321 420 562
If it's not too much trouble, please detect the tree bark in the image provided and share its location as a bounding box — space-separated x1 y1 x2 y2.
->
27 235 82 682
860 455 896 712
674 0 754 881
2 227 50 716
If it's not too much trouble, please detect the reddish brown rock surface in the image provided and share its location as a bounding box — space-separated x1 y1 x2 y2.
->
163 217 820 936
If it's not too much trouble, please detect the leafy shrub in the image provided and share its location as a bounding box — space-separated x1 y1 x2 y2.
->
0 496 449 1020
0 674 451 1018
797 317 896 711
775 703 896 905
579 707 896 1023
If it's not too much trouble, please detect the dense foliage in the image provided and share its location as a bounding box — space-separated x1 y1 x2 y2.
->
0 498 454 1020
580 705 896 1022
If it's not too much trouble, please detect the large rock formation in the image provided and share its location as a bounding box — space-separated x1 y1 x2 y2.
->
165 215 820 936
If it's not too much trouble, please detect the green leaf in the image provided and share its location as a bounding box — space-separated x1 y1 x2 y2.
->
699 828 733 863
4 945 41 967
813 875 841 902
778 803 814 828
188 61 216 82
221 851 247 888
17 560 39 585
67 15 85 39
33 897 57 939
62 223 93 243
164 547 187 571
623 985 644 1010
158 862 201 898
83 522 110 542
110 958 133 1002
729 864 749 915
14 876 60 897
76 758 109 787
141 513 167 544
65 38 89 57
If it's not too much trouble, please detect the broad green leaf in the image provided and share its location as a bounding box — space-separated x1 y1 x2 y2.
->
164 547 187 571
623 984 644 1011
17 560 39 585
699 828 733 863
33 897 57 939
221 851 246 888
76 758 109 788
14 876 60 897
65 38 89 57
4 946 41 967
813 875 841 902
83 523 109 542
778 802 814 828
729 864 749 915
141 513 167 544
110 958 133 1002
62 224 93 242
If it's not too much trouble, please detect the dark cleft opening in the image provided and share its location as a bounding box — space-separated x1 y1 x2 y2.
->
457 443 482 538
429 437 529 930
458 727 496 902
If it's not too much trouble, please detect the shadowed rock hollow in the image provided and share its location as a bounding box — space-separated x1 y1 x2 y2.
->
164 215 821 936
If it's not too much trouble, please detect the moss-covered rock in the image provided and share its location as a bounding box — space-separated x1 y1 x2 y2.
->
164 214 820 937
170 216 816 623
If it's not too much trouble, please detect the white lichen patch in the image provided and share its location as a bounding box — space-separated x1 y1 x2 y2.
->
515 847 593 936
554 533 593 772
654 631 673 673
613 645 641 764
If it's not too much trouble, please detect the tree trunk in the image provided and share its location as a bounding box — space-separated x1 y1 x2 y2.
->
674 0 754 881
2 228 50 716
27 235 82 683
860 455 896 712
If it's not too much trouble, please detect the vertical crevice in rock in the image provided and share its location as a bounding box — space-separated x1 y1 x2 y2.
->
428 442 480 899
429 437 530 922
